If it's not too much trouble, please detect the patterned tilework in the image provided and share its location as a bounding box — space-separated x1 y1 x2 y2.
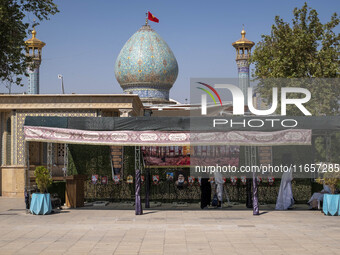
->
236 59 250 103
115 25 178 101
16 110 96 165
123 86 170 100
27 64 40 94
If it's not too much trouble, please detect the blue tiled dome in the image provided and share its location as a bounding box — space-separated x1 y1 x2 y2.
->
115 25 178 103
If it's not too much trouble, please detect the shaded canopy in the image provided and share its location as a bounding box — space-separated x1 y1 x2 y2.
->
22 116 340 146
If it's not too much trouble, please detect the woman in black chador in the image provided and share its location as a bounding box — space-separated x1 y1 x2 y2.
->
200 178 211 209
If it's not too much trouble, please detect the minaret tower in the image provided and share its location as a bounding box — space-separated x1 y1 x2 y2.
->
25 27 46 94
232 27 255 104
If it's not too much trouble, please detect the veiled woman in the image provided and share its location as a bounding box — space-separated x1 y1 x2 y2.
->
275 154 294 210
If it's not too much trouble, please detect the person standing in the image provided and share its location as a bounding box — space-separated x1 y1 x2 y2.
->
200 178 211 209
214 171 224 208
275 154 294 210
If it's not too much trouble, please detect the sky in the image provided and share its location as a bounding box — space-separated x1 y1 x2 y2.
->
1 0 339 103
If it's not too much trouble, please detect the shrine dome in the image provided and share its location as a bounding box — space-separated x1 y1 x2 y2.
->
114 24 178 103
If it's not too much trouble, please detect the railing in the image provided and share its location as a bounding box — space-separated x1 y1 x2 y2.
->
236 54 250 59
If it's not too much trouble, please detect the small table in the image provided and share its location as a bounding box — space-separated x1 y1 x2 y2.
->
30 193 52 215
323 194 340 216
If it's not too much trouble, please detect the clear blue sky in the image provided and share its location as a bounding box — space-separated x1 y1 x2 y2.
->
2 0 339 102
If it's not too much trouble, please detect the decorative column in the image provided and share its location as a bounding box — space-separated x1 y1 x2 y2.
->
25 28 45 94
233 28 259 214
232 28 254 104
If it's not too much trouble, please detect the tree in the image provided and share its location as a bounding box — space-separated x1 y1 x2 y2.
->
251 2 339 116
34 166 52 193
0 0 58 87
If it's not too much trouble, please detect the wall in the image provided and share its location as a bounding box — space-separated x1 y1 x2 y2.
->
1 166 26 197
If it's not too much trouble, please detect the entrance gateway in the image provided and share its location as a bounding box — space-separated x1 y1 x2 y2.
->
23 116 339 215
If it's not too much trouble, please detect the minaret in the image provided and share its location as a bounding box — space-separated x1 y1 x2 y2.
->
25 28 46 94
232 27 255 104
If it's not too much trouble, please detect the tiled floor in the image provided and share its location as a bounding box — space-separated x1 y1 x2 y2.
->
0 198 339 254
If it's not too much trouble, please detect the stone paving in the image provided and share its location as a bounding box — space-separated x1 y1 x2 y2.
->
0 198 339 255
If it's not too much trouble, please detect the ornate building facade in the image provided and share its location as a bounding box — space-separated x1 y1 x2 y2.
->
0 94 143 197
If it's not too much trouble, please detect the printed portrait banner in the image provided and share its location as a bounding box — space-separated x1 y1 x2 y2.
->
142 146 190 167
142 145 240 167
101 176 108 185
113 175 120 184
24 126 311 146
91 175 98 184
166 172 174 181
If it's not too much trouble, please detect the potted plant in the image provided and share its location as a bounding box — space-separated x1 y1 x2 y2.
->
30 166 53 215
316 168 340 216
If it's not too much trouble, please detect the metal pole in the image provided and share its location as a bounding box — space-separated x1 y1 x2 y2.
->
25 141 30 212
58 74 64 94
63 144 68 177
135 146 141 171
61 77 65 94
135 169 143 215
251 146 259 215
47 142 53 177
245 146 252 208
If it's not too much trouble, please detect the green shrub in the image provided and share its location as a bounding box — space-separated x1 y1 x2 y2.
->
34 166 52 193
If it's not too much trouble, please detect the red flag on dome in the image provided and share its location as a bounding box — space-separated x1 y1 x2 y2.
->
148 11 159 23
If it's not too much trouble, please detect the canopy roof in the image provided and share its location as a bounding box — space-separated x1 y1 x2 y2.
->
24 116 339 132
23 116 340 146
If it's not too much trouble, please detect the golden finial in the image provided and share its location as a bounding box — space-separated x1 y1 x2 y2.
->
32 27 36 39
31 19 37 39
25 22 46 51
241 24 246 39
232 24 255 50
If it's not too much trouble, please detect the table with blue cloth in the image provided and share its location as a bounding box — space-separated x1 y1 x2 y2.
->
323 194 340 216
30 193 52 215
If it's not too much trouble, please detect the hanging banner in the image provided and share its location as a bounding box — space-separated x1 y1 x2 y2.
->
152 175 159 185
24 126 312 146
188 176 195 185
91 174 99 184
113 175 120 184
127 175 133 184
175 171 188 189
166 172 174 181
142 145 240 168
110 146 123 176
230 176 238 185
101 176 108 185
258 146 272 166
142 146 190 167
241 176 247 185
268 177 275 186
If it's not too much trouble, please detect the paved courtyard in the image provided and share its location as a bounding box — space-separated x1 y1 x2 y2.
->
0 198 339 255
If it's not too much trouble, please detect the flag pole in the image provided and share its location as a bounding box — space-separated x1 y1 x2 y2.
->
145 11 148 25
